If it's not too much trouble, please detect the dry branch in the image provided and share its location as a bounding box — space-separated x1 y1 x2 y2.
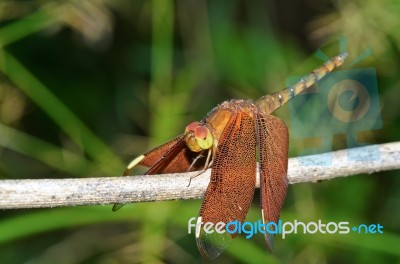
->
0 142 399 209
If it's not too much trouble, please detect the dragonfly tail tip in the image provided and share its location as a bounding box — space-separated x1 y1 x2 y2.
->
340 52 348 60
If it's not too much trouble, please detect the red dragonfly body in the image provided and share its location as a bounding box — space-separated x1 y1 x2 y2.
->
114 54 347 259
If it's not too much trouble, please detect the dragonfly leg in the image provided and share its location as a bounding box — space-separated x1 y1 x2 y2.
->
187 149 213 187
188 151 205 172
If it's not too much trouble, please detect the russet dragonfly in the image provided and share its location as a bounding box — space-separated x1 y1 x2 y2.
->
113 53 347 259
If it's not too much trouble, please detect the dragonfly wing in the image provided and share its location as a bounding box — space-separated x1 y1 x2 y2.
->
256 113 289 251
196 111 257 260
145 135 191 174
126 135 206 175
113 135 205 211
140 135 185 168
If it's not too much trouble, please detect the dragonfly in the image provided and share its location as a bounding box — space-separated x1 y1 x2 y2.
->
113 53 347 259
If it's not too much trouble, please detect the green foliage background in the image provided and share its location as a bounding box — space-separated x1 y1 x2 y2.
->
0 1 399 263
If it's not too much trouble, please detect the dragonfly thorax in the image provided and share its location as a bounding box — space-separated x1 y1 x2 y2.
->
184 121 214 152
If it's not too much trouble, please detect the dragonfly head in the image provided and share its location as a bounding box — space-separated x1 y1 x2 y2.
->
184 121 213 152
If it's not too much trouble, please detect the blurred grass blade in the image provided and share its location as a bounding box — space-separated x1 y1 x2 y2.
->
138 1 176 263
0 206 143 244
332 232 400 257
0 51 123 175
301 227 400 257
149 0 176 145
0 122 97 176
0 4 59 47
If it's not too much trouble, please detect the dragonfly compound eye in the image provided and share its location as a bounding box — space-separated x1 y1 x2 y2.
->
185 121 200 134
184 122 213 152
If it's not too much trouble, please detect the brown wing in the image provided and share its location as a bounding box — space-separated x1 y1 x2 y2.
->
113 135 205 211
196 111 257 260
256 113 289 251
145 135 190 174
135 135 206 174
140 135 185 168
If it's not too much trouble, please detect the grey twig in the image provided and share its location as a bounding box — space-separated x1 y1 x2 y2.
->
0 142 399 209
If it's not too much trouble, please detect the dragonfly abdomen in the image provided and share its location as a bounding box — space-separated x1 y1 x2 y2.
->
255 53 347 114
